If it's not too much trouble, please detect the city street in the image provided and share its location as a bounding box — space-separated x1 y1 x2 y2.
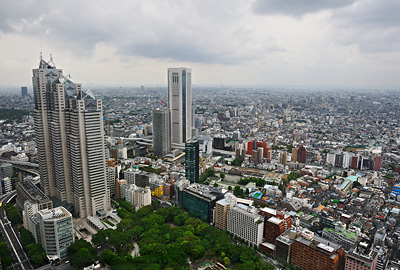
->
0 191 33 270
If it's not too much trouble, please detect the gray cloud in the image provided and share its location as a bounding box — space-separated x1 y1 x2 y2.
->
0 0 280 65
331 0 400 53
253 0 358 16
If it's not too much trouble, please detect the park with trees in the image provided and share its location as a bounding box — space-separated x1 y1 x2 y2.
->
69 199 275 270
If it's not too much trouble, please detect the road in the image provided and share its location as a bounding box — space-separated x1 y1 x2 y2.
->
0 191 33 270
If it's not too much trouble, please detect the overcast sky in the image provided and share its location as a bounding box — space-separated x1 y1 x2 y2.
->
0 0 399 89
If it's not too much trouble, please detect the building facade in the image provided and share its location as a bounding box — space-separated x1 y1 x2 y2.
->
168 67 192 144
33 56 110 218
345 241 378 270
30 206 74 260
152 108 171 157
227 204 264 246
291 230 345 270
215 195 237 231
185 140 199 183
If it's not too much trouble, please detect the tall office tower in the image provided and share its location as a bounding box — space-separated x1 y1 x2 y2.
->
168 67 192 143
21 86 28 98
152 108 171 157
185 140 199 183
33 55 110 218
29 206 74 259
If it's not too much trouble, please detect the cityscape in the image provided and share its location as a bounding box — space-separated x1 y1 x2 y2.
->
1 1 400 270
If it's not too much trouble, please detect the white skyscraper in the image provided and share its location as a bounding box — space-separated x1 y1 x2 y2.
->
168 68 192 144
33 55 110 218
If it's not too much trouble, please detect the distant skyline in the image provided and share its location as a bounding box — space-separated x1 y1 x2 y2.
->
1 0 400 89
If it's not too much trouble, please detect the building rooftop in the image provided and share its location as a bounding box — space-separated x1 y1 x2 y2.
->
39 206 70 221
184 183 222 202
19 179 49 201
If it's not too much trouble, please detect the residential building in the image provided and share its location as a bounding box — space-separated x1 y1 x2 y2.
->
168 67 192 143
32 56 110 218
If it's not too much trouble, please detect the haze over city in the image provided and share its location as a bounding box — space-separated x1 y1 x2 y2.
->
0 0 400 89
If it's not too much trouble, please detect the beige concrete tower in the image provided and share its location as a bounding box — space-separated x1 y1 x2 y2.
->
168 68 192 144
33 55 110 218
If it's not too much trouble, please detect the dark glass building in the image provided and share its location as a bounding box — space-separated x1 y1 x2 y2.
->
185 140 199 183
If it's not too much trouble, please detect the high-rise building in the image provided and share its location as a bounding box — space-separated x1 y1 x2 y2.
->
185 140 199 183
168 68 192 143
29 206 74 260
33 55 110 218
152 108 171 157
291 148 298 162
21 86 28 98
297 145 307 163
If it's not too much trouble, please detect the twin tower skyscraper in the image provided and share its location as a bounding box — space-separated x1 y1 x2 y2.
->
33 56 192 217
33 56 110 218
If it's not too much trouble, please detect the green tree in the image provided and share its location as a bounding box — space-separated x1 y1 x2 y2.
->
220 173 225 179
223 257 231 266
100 249 116 264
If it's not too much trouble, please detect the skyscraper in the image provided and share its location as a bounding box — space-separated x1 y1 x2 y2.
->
33 55 110 218
152 107 171 157
185 140 199 183
168 68 192 144
21 86 28 98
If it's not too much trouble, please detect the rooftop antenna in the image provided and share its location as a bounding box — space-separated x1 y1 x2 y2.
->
40 52 43 61
50 53 53 62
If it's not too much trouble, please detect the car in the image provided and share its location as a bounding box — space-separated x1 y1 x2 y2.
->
65 261 69 264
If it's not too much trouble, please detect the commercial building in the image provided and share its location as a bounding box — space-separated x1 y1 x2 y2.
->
32 56 110 218
29 206 74 260
168 67 192 144
185 140 199 183
0 163 13 178
21 86 28 98
291 229 345 270
215 194 237 230
227 204 264 246
152 108 171 157
345 241 378 270
182 183 224 222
